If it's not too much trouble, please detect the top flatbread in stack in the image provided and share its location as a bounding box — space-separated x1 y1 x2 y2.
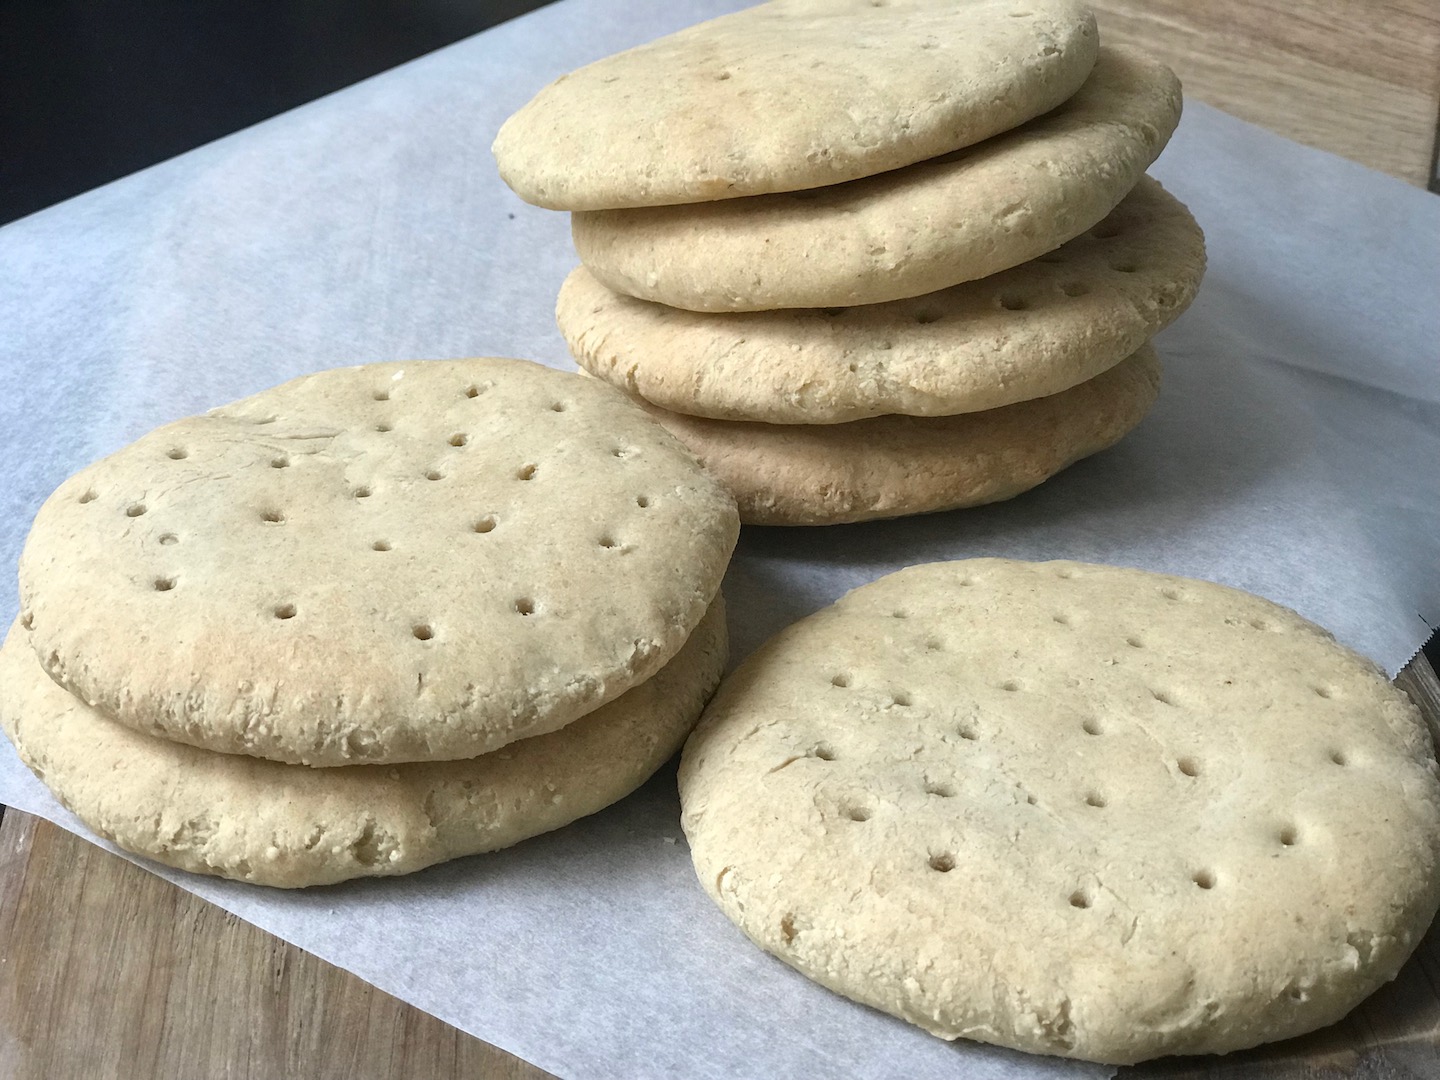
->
495 0 1099 209
19 359 738 766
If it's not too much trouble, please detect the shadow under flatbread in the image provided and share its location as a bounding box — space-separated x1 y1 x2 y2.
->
724 282 1319 662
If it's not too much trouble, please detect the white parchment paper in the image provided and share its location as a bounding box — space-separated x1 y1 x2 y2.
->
1 1 1438 1076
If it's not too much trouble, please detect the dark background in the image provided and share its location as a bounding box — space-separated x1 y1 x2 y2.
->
0 0 542 225
2 1 1435 667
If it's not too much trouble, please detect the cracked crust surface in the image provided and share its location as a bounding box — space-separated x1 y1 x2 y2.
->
493 0 1097 210
571 47 1182 311
678 560 1440 1063
1 600 726 888
18 358 738 765
561 178 1203 423
637 345 1160 526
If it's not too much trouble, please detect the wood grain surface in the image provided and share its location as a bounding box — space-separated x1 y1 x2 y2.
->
1091 0 1440 189
1 3 1437 1078
0 811 553 1080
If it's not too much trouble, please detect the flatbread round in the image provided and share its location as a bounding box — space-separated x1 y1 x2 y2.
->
19 359 738 765
561 177 1202 423
637 345 1160 525
493 0 1098 210
679 560 1440 1062
572 47 1181 311
0 601 725 888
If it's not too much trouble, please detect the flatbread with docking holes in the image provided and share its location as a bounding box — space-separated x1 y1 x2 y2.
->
18 358 738 765
494 0 1098 210
679 560 1440 1062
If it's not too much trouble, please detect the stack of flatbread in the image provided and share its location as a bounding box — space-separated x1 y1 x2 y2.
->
0 359 738 886
496 0 1205 524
